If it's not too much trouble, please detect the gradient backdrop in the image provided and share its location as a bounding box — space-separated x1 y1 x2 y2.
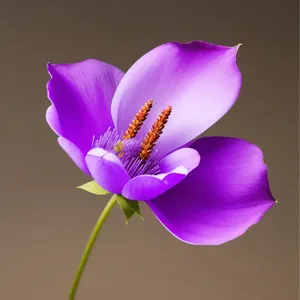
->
0 0 298 299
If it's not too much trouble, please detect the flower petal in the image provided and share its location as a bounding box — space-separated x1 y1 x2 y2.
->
147 137 276 245
122 166 188 201
46 105 62 136
85 148 130 194
122 147 200 201
58 137 90 175
112 41 241 157
159 147 200 173
47 59 124 156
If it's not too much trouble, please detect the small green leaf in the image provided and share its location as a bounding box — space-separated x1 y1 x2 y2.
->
77 181 109 195
116 195 143 224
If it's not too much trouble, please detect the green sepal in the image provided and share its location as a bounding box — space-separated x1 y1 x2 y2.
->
77 180 109 195
116 195 143 224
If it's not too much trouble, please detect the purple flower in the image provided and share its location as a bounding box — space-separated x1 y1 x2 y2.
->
46 41 275 245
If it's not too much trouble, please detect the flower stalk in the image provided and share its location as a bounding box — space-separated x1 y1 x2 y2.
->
68 194 118 300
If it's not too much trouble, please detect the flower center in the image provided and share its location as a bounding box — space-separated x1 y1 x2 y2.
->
92 100 172 177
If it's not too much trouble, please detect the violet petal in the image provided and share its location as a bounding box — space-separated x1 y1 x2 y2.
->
122 166 188 201
86 148 130 194
122 147 200 201
46 59 124 157
58 137 90 175
147 137 276 245
159 147 200 173
112 41 241 158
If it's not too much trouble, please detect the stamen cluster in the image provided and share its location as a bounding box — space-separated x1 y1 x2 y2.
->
92 100 172 177
122 99 172 159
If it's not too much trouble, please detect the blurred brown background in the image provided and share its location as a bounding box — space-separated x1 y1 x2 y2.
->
0 0 298 299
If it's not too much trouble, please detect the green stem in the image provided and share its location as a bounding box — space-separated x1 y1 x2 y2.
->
68 194 118 300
